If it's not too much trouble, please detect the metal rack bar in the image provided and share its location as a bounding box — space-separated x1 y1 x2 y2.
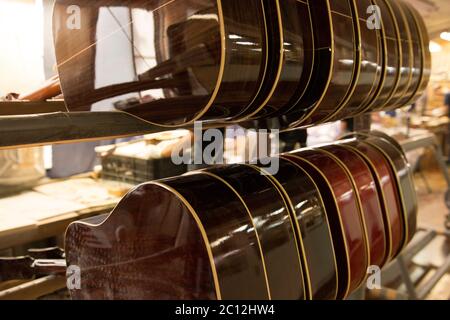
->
401 133 450 189
397 255 419 299
417 256 450 299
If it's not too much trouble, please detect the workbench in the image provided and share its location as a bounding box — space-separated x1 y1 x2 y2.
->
0 177 132 299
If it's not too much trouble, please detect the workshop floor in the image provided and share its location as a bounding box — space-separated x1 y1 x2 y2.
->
413 169 450 300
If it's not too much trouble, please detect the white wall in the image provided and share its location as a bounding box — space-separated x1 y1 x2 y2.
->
0 0 45 95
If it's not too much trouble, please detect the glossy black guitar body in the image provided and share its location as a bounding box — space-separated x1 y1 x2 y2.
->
54 0 430 128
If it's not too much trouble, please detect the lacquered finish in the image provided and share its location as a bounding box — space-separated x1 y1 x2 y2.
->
354 134 418 248
395 1 422 107
161 174 271 299
53 0 267 126
53 0 430 128
287 0 357 127
384 0 413 109
331 0 382 119
406 3 432 104
284 150 368 299
63 132 419 300
320 145 387 268
65 183 217 300
66 173 273 300
200 165 306 300
236 0 314 121
341 141 404 261
369 0 401 112
264 157 338 300
267 0 314 118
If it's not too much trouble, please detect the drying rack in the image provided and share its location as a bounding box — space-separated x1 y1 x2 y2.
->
1 101 449 300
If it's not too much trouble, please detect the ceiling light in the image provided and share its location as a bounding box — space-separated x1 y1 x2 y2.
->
440 32 450 41
429 41 442 53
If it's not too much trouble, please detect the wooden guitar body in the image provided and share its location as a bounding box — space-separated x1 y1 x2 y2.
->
319 145 387 268
53 0 268 126
347 132 418 247
283 150 368 299
395 1 423 107
340 140 405 261
63 132 419 300
383 0 413 109
407 4 431 104
331 0 382 119
53 0 430 128
263 157 338 300
66 174 274 300
234 0 314 121
200 165 307 300
65 182 218 300
370 0 401 112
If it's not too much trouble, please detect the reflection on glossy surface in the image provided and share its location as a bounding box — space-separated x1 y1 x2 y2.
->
321 145 387 268
370 0 401 112
405 3 432 104
53 0 431 128
245 0 313 120
202 164 306 300
332 0 382 119
162 173 270 299
270 157 338 300
66 183 217 300
284 150 368 299
64 132 419 300
54 0 267 126
342 141 404 261
396 1 422 107
286 0 356 127
404 3 431 103
384 0 413 109
308 0 357 124
66 173 271 300
358 136 418 248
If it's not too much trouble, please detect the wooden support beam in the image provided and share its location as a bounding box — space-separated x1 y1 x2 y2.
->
0 101 67 116
0 111 168 150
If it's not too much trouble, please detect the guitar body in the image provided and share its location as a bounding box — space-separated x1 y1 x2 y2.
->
383 0 413 109
407 4 431 104
53 0 430 128
319 145 387 268
66 174 272 300
340 140 405 261
65 182 219 300
200 165 306 300
349 133 418 247
53 0 267 126
64 131 418 300
235 0 314 121
369 0 401 112
283 151 368 299
285 0 357 127
331 0 382 119
263 157 338 300
395 1 423 107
